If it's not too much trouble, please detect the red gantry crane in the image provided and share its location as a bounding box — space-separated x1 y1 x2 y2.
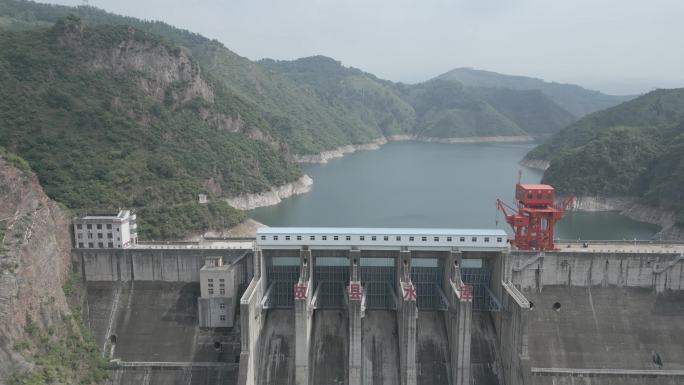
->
496 174 574 251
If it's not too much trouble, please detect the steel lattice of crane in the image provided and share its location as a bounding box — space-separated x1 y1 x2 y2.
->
496 180 574 251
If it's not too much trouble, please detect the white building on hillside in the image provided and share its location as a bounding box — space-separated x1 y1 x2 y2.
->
73 210 137 249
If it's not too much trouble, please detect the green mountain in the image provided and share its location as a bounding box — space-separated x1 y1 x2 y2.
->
400 79 524 137
525 88 684 224
0 0 415 155
0 0 596 150
261 57 576 139
0 17 301 239
0 0 644 239
437 67 634 117
469 87 576 136
259 56 416 139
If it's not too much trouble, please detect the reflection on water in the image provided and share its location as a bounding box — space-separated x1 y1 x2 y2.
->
251 141 659 240
557 211 659 240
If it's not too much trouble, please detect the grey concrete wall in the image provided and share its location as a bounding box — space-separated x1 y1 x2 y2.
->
309 310 349 385
198 297 236 328
238 278 264 385
73 248 248 282
523 287 684 385
446 280 472 385
495 282 531 385
510 251 684 292
530 373 684 385
84 281 242 385
362 310 400 385
256 309 295 385
415 311 449 385
108 366 239 385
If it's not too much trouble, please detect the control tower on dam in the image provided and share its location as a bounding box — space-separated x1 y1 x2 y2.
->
238 228 684 385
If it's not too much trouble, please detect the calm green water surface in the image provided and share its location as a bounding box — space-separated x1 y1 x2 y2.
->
251 141 659 240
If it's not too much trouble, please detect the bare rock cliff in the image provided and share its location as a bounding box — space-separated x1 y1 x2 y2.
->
0 157 72 380
66 21 285 151
88 34 214 104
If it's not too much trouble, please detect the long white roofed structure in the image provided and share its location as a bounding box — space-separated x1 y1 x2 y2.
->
256 227 508 251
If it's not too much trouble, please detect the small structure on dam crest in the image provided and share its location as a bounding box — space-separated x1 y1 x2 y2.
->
72 209 138 249
497 181 574 251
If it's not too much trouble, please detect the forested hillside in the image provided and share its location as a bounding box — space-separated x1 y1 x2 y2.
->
400 79 524 137
262 57 579 139
259 56 416 139
0 0 619 152
0 0 414 154
437 67 634 117
470 87 576 136
0 17 301 239
525 88 684 224
0 0 640 239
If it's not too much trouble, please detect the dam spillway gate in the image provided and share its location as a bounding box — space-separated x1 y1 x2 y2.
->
360 257 397 309
313 257 349 308
461 258 502 312
264 257 300 308
248 228 511 385
411 258 449 310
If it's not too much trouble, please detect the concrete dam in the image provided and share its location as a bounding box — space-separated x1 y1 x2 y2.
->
72 229 684 385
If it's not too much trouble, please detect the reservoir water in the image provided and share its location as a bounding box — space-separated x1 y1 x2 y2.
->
251 141 660 240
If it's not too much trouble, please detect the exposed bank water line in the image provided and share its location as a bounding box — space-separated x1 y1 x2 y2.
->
103 283 123 358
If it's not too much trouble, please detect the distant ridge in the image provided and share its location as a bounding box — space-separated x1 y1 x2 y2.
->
526 88 684 229
260 56 577 138
436 67 634 117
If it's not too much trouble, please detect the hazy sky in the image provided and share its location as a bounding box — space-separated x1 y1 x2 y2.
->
48 0 684 95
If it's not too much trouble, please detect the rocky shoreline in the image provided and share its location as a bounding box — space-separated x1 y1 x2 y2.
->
387 134 534 144
291 137 388 164
184 218 267 240
518 158 550 170
293 134 534 165
225 174 313 210
572 196 684 240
